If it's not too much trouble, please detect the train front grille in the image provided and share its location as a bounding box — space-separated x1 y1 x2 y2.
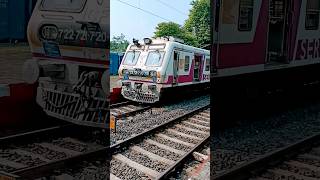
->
122 88 159 103
39 87 108 128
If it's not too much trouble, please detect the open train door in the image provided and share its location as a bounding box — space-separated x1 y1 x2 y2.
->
267 0 296 64
193 54 203 81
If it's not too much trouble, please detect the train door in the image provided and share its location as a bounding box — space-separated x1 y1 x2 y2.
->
173 51 180 84
267 0 291 64
193 55 202 81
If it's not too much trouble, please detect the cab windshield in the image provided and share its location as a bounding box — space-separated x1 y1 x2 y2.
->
123 51 140 66
41 0 87 12
145 51 165 67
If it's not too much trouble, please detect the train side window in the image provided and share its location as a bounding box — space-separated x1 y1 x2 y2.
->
238 0 254 31
40 0 87 12
184 56 190 71
205 58 210 71
306 0 320 30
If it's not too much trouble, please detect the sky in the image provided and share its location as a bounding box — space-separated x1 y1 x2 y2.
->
110 0 193 42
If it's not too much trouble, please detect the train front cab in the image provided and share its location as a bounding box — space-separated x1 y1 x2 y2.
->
24 0 109 128
212 0 320 127
119 38 210 104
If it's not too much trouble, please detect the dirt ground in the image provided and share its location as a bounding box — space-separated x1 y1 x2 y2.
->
0 45 32 84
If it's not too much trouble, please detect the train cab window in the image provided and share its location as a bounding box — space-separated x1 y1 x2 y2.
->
306 0 320 30
205 58 210 71
145 51 164 67
238 0 254 31
41 0 87 12
184 56 190 71
123 51 140 66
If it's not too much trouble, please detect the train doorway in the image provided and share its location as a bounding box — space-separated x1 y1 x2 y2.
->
193 55 202 81
173 51 179 84
267 0 290 64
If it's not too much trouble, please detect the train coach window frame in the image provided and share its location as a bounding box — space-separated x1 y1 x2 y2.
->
184 56 190 72
205 58 210 71
40 0 87 13
238 0 254 31
123 51 141 66
145 51 165 67
305 0 320 30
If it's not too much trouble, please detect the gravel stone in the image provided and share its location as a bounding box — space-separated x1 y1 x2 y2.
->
152 136 191 152
51 138 89 153
163 130 200 144
139 142 181 161
182 122 210 132
123 150 168 172
173 126 207 139
111 159 150 180
188 118 210 127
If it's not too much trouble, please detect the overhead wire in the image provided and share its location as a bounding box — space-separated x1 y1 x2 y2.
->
115 0 174 22
155 0 188 16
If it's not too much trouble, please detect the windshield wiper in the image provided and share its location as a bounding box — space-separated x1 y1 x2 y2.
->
156 50 161 61
131 50 136 63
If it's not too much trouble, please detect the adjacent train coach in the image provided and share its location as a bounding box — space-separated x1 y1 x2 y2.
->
211 0 320 122
23 0 109 128
118 37 210 103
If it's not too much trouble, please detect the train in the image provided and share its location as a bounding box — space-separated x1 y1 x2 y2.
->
23 0 109 128
211 0 320 124
118 37 210 103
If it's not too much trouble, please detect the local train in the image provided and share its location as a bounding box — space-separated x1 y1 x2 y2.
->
118 37 210 103
23 0 109 128
211 0 320 124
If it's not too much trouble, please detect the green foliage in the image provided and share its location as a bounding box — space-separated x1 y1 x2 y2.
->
110 34 129 53
154 22 182 38
154 22 198 46
184 0 211 47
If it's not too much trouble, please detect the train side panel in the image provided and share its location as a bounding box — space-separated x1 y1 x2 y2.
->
214 0 267 71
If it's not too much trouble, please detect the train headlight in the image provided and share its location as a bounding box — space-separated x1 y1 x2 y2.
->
23 59 40 84
144 38 152 45
123 69 129 80
40 25 58 40
101 70 109 94
142 83 148 92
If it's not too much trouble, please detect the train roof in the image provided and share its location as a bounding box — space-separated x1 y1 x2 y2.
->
129 37 210 54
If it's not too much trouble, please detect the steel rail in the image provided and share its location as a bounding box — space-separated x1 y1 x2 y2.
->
156 134 210 180
110 101 132 108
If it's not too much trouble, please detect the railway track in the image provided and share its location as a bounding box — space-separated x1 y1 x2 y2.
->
110 105 210 180
0 104 210 179
0 124 107 179
110 101 152 119
214 133 320 180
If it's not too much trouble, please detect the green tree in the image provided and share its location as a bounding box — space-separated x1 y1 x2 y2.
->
110 34 129 52
154 22 182 38
154 22 198 46
184 0 210 47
